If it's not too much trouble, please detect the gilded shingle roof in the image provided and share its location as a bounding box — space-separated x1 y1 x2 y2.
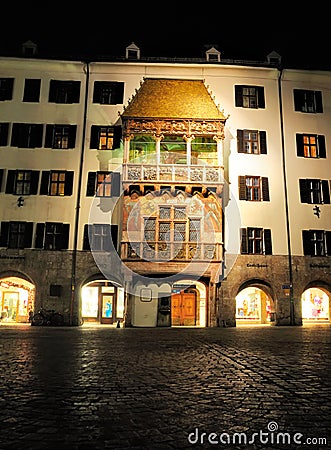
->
122 78 226 120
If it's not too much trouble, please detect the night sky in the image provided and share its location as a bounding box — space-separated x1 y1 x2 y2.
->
1 7 329 70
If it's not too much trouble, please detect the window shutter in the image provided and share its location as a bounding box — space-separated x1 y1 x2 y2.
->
90 125 99 149
86 172 96 196
5 170 15 193
237 130 244 153
40 171 50 195
321 180 330 204
302 230 312 255
35 223 45 248
113 125 122 149
48 80 56 102
296 134 304 157
0 123 9 146
61 224 70 249
261 177 270 201
317 135 326 158
104 225 112 252
315 91 323 113
238 176 247 200
235 86 243 107
112 172 121 197
30 171 40 194
10 123 19 147
72 82 81 103
326 231 331 256
30 124 43 148
259 131 267 154
115 83 124 104
0 222 9 247
111 225 118 250
257 87 265 109
68 125 77 148
83 224 91 250
93 82 101 103
293 89 303 111
299 179 309 203
64 171 74 196
264 229 272 254
44 125 54 148
0 169 3 191
24 222 33 248
240 228 248 254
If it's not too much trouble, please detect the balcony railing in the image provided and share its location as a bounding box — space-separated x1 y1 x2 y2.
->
122 163 224 184
121 241 222 262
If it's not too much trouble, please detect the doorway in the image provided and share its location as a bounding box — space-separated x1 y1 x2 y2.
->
81 280 124 325
171 291 197 326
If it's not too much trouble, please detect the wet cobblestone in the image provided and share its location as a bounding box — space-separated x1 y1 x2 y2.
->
0 323 330 449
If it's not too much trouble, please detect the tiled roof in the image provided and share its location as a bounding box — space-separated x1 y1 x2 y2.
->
122 78 227 120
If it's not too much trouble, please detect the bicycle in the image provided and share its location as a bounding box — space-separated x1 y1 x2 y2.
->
31 308 64 326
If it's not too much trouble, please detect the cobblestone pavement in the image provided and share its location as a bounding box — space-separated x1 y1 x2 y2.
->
0 323 330 450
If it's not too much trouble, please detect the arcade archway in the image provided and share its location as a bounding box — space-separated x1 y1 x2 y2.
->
236 286 274 325
0 276 35 323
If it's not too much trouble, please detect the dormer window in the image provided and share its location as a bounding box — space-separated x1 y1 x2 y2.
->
206 46 221 62
125 42 140 60
22 40 38 57
267 51 281 66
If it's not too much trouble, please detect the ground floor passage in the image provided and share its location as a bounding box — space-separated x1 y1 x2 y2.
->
0 275 330 326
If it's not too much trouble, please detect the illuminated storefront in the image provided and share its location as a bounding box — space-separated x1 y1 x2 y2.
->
236 287 272 324
0 277 35 323
301 288 330 321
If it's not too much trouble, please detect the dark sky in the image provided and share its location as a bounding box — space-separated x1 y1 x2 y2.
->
1 7 329 70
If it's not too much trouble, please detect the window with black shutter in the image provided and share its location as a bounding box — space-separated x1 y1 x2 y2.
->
92 81 124 105
39 171 74 196
23 79 41 102
11 123 43 148
8 222 33 249
0 78 14 101
293 89 323 113
240 227 272 254
296 133 326 158
48 80 80 104
86 224 115 251
235 86 265 109
90 125 121 150
45 124 77 149
299 178 330 204
0 123 9 146
5 170 40 195
35 222 69 250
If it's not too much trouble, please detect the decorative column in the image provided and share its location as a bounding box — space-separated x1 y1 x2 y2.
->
214 136 224 167
123 134 131 163
183 134 193 165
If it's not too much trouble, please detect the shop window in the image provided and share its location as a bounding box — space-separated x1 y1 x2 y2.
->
293 89 323 113
296 133 326 158
235 85 265 109
238 176 269 201
0 221 33 249
237 129 267 154
92 81 124 105
241 227 272 255
302 229 331 256
0 78 14 101
90 125 122 150
48 80 80 104
5 170 40 195
299 179 330 204
11 123 43 148
45 125 77 149
23 79 41 102
39 170 74 196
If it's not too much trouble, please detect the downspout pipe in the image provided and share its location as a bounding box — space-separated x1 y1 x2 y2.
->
70 61 90 325
278 65 295 325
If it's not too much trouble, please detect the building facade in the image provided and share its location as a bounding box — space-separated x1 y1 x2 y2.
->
0 43 330 327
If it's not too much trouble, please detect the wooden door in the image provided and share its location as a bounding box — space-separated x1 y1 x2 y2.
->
171 292 196 326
